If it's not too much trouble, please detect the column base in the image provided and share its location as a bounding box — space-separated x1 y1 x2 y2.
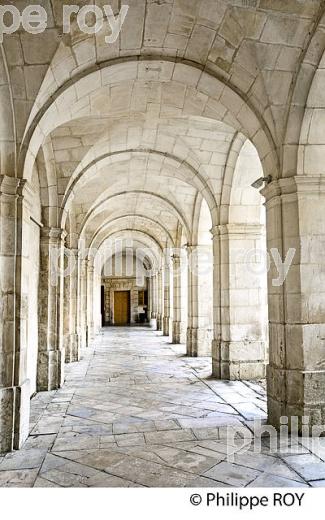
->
0 380 30 453
172 321 181 344
187 327 212 357
37 349 65 391
156 314 162 331
163 316 170 336
267 365 325 434
212 339 266 380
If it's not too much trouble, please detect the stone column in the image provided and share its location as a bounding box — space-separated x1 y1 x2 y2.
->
37 227 66 391
64 247 79 363
211 226 222 377
263 176 325 433
180 252 188 344
0 176 30 451
151 273 157 319
213 225 267 379
156 268 163 331
78 256 87 349
187 245 213 357
87 258 95 343
147 276 153 323
163 260 170 336
172 254 181 343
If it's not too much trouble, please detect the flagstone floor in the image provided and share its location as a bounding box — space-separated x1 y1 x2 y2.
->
1 326 325 487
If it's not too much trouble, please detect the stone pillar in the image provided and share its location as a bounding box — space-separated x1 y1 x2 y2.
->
212 225 267 379
186 245 213 357
172 254 181 343
263 176 325 432
211 226 222 377
87 258 95 343
180 252 188 344
151 273 157 319
78 256 87 349
0 176 30 451
37 227 66 391
64 247 79 363
163 260 170 336
147 277 153 324
156 269 163 331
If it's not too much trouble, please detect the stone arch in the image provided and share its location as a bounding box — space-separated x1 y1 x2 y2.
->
94 228 163 329
283 12 325 177
94 229 163 280
0 47 16 175
186 193 214 357
297 45 325 177
88 214 175 250
221 138 265 225
212 136 268 380
20 59 279 185
37 139 59 227
96 229 163 258
61 149 218 226
79 191 191 241
62 124 206 188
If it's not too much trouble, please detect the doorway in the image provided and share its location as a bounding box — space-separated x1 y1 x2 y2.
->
114 291 131 325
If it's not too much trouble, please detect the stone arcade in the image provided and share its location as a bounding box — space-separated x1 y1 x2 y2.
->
0 0 325 487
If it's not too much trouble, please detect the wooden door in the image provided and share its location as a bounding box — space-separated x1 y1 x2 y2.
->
114 291 130 325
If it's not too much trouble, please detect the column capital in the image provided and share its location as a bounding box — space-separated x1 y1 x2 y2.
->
185 243 213 252
220 223 265 237
79 255 88 266
171 253 180 265
87 257 95 272
210 225 220 238
65 232 79 250
41 227 66 242
184 244 196 253
261 175 325 202
0 175 26 197
210 224 264 238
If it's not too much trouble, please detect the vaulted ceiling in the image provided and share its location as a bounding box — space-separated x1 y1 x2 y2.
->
1 0 324 264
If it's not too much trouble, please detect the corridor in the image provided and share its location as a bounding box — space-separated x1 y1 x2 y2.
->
0 327 324 488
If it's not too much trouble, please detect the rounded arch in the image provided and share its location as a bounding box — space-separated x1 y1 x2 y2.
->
191 193 203 245
283 9 325 177
94 228 164 255
297 44 325 177
94 229 163 276
79 190 191 240
221 136 265 225
61 122 207 188
88 214 175 249
0 47 16 175
197 198 213 245
60 149 218 224
21 59 279 184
